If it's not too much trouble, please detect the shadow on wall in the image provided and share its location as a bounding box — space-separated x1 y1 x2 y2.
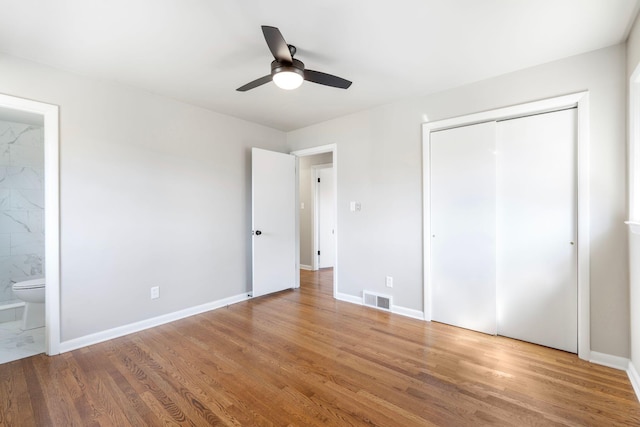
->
589 221 630 357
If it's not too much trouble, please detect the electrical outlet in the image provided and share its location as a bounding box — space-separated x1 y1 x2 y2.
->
385 276 393 288
150 286 160 299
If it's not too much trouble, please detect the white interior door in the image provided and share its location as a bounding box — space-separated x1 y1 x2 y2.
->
496 109 577 353
252 148 296 298
430 121 497 335
318 167 335 268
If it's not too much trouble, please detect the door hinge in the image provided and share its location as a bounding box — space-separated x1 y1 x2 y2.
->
317 250 320 255
317 178 320 183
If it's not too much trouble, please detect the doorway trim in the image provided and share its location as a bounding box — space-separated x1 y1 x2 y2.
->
0 93 60 356
422 91 590 360
291 144 338 298
628 64 640 232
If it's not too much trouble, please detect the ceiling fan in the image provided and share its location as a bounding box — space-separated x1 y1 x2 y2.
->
237 26 352 92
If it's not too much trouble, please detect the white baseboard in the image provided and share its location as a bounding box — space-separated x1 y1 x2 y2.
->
589 351 629 371
628 362 640 402
335 292 362 305
392 305 425 320
335 292 425 321
299 264 313 271
59 292 250 353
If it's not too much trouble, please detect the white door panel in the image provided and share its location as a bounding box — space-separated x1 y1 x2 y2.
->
496 109 577 353
430 121 497 335
252 148 296 298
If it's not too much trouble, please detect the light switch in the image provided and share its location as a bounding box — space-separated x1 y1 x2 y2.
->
300 202 305 209
350 201 362 212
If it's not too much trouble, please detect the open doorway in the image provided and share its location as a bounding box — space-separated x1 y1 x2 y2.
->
0 94 60 359
299 154 333 270
292 144 337 297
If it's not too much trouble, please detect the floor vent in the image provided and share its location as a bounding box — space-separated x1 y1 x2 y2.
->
363 291 392 312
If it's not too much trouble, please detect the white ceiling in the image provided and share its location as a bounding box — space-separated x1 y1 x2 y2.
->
0 0 638 131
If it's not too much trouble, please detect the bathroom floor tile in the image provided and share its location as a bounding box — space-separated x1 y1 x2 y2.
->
0 320 44 364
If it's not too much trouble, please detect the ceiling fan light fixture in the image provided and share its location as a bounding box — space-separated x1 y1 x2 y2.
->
236 26 352 92
273 69 304 90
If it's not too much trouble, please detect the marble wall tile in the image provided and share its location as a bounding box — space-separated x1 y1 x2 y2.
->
10 232 44 257
0 287 14 305
0 233 11 257
0 235 9 257
0 189 44 210
0 124 42 155
0 122 43 170
0 189 9 209
0 123 30 144
8 254 42 281
0 211 31 233
0 212 43 237
0 167 43 190
0 257 13 303
0 143 9 167
12 127 43 148
11 189 43 210
10 145 44 168
0 253 42 301
27 210 43 234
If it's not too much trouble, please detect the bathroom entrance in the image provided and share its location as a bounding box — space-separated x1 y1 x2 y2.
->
0 94 60 362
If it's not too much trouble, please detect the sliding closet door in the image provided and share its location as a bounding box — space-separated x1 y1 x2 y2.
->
430 122 497 335
496 109 577 353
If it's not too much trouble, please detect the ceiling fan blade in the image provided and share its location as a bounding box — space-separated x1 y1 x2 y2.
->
262 26 293 63
304 69 352 89
236 75 272 92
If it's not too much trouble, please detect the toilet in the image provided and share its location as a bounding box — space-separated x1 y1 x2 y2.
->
12 278 45 330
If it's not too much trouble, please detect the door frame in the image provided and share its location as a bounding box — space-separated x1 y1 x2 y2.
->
291 144 338 298
0 93 61 356
422 91 590 360
312 163 334 270
628 64 640 231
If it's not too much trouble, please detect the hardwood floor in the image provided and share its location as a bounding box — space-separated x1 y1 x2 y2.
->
1 268 639 426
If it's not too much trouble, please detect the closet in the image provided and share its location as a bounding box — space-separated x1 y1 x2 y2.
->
429 108 578 353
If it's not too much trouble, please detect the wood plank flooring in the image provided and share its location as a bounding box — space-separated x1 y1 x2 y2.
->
1 268 639 426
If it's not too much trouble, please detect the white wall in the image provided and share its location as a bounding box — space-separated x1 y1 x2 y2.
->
0 53 287 342
627 11 640 376
287 44 630 358
299 152 333 267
